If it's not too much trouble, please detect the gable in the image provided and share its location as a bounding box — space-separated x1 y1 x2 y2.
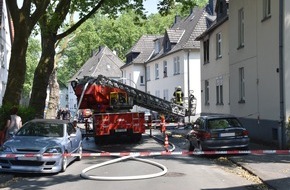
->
68 46 124 82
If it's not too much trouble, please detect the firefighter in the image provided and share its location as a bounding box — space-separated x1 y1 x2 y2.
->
173 86 184 106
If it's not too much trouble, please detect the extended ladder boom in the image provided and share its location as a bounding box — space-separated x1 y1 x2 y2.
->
75 75 187 117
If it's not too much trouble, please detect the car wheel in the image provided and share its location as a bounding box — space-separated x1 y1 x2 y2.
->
61 152 68 172
76 144 83 161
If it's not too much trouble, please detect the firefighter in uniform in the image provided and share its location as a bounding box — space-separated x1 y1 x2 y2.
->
173 86 184 106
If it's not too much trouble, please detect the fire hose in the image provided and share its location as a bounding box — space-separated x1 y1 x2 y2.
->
80 133 173 181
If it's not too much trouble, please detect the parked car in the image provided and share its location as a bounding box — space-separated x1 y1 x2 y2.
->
187 115 249 151
0 119 83 173
166 123 193 137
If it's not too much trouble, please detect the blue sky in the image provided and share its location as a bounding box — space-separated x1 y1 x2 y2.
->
143 0 159 15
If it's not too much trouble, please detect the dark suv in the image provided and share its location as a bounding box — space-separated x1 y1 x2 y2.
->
187 115 249 151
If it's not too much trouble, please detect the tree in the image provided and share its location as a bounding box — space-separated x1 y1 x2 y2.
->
3 0 50 106
4 0 203 118
58 9 180 85
24 38 41 98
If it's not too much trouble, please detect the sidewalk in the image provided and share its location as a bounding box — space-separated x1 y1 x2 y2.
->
229 142 290 190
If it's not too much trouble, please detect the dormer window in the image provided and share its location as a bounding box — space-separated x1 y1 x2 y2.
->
154 40 160 54
165 40 170 50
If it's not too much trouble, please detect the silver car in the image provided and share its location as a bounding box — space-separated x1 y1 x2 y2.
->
187 115 249 151
0 119 83 173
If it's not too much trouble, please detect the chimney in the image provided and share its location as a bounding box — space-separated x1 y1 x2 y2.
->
174 15 181 23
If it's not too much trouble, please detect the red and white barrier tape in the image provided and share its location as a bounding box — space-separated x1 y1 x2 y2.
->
1 149 290 158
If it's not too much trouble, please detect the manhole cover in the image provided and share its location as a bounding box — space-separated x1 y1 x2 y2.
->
164 172 185 177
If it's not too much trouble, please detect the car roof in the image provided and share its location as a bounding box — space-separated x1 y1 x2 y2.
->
199 114 238 120
27 119 71 124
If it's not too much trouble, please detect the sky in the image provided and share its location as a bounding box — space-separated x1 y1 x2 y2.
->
143 0 159 15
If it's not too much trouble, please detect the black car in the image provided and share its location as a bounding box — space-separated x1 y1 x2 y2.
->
187 115 249 151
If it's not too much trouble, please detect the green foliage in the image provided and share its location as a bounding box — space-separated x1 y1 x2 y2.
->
24 38 41 97
57 8 183 84
0 105 36 131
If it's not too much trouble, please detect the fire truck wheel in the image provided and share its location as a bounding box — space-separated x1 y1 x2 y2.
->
94 136 104 144
131 134 142 142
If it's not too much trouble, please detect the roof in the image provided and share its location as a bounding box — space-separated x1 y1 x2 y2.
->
196 0 229 41
166 29 185 43
122 35 162 68
147 7 211 62
199 114 238 120
69 46 125 82
28 119 71 124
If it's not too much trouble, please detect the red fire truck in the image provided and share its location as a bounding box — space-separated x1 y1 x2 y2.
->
71 75 195 144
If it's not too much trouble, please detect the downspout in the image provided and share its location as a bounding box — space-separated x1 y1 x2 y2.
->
279 0 285 149
187 50 190 122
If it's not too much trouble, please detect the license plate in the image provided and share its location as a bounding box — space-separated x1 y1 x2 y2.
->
220 133 235 137
115 129 126 132
17 156 37 161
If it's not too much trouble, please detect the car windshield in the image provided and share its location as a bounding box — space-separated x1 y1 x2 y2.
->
207 118 242 130
16 122 64 137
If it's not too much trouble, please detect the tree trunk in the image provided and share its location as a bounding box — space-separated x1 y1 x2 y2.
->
4 0 50 107
29 36 56 118
45 68 59 119
3 29 29 106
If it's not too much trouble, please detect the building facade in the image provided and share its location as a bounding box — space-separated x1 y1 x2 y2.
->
197 0 290 148
0 0 13 105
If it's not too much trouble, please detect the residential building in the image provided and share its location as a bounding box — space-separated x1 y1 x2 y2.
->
197 0 290 148
143 4 215 122
67 46 125 118
121 35 162 113
0 0 13 105
196 0 230 115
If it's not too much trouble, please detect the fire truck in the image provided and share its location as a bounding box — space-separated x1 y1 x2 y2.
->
71 75 196 144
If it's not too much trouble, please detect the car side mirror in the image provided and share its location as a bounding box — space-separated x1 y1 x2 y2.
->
9 132 15 137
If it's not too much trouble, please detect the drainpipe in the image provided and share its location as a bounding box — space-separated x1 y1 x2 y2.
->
279 0 285 149
187 50 190 123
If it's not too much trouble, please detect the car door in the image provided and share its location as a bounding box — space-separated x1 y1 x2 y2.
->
66 123 79 152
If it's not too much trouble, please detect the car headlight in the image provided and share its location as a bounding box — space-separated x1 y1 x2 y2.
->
0 145 12 153
45 146 62 154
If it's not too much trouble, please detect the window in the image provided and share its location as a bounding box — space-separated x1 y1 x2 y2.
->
154 40 160 54
0 44 4 68
216 77 223 105
155 90 160 98
238 8 245 48
203 39 210 63
216 33 222 58
146 66 151 81
140 75 144 85
219 1 224 14
165 40 170 50
155 63 159 79
174 56 180 75
163 89 169 100
239 67 245 103
263 0 271 19
163 61 168 77
205 80 209 105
